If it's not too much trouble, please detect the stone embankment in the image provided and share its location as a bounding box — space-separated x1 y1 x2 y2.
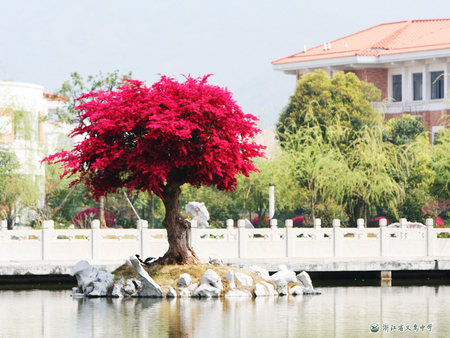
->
70 255 321 299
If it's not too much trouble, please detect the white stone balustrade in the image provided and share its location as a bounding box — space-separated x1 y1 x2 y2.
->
0 218 449 262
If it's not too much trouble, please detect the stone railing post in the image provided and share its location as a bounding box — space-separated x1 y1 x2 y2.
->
237 219 246 258
137 220 149 259
270 219 277 240
400 218 407 239
91 220 100 260
270 219 277 230
285 219 293 257
379 218 388 256
226 219 234 242
314 219 323 239
0 220 7 231
332 219 340 257
189 220 198 252
42 220 54 260
357 218 366 239
426 218 434 256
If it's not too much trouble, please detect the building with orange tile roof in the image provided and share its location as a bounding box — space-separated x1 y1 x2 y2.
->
273 19 450 143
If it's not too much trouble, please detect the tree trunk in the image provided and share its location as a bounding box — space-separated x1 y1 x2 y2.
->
155 181 201 265
98 196 107 228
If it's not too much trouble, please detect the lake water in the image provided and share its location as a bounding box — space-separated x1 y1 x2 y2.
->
1 284 449 337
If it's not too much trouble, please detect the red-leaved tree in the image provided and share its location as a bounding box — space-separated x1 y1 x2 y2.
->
44 75 265 265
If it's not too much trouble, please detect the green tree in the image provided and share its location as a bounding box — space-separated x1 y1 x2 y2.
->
382 114 434 223
53 70 133 228
340 125 405 224
277 69 382 146
280 124 346 223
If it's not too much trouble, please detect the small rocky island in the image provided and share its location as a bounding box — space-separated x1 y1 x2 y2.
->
70 255 321 299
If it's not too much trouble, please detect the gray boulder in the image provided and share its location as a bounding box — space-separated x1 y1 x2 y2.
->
111 278 125 298
122 279 136 296
209 254 224 266
270 270 297 284
235 272 253 287
254 283 268 297
289 285 305 296
167 287 177 298
248 265 270 280
130 255 163 297
193 269 223 298
224 271 236 289
297 271 314 289
178 273 192 289
272 277 288 295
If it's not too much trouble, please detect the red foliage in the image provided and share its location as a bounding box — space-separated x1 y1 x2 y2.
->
43 75 265 200
251 215 269 227
367 216 389 228
292 216 305 227
72 208 114 228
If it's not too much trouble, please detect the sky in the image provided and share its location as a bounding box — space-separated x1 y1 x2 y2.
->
1 0 449 130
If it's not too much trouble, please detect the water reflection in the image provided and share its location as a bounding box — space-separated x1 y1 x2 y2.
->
1 286 449 337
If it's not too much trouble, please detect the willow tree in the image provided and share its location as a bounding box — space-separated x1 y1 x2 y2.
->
280 124 346 223
44 75 264 265
339 125 406 224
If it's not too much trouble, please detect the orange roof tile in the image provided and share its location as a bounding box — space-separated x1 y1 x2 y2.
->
273 19 450 65
44 92 68 101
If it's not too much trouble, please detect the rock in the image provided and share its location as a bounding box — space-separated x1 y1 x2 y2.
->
270 270 297 284
193 283 222 297
130 255 163 297
278 264 288 271
167 287 177 298
289 285 305 296
272 277 288 296
224 271 236 289
122 279 136 296
193 269 223 298
261 281 277 296
89 281 109 297
235 272 253 287
188 283 198 291
180 288 192 297
178 273 192 289
131 278 142 290
254 283 267 297
111 278 125 298
297 271 314 289
71 293 86 299
124 259 132 266
248 265 270 280
72 287 80 295
209 254 224 266
225 289 252 298
70 260 96 286
185 201 210 229
303 288 322 295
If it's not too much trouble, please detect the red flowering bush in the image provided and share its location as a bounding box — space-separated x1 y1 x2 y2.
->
72 208 114 228
251 215 269 227
292 216 305 227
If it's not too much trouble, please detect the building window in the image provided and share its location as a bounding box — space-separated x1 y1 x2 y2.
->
413 73 423 101
392 75 402 102
431 71 444 99
432 126 445 145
